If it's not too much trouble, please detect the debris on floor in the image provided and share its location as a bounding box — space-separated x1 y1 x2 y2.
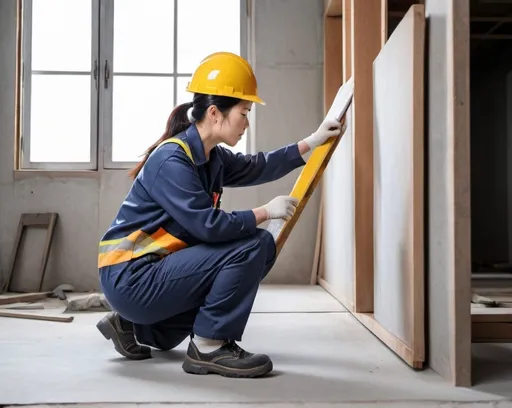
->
471 289 512 308
64 293 111 312
0 289 110 323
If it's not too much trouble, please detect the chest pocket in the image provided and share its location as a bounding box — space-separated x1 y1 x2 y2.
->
157 137 222 209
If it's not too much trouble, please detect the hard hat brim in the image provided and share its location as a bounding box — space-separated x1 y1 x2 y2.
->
186 88 266 106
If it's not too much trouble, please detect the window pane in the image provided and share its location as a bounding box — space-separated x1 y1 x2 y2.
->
177 0 240 73
113 0 174 73
112 76 174 162
31 0 91 71
29 75 91 162
176 76 192 105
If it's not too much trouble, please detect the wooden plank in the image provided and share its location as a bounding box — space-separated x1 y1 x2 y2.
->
324 18 344 111
21 213 55 226
4 213 58 293
381 0 388 47
0 302 45 310
320 7 354 309
268 79 354 254
312 16 343 285
354 312 423 368
0 310 73 323
0 292 49 306
351 0 382 313
38 213 58 290
342 0 352 82
372 4 425 367
4 216 24 292
318 239 326 281
311 199 323 285
450 0 472 387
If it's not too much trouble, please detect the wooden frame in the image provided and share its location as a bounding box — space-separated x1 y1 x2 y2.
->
450 0 472 386
3 213 58 293
311 9 344 285
318 0 426 370
14 0 22 170
351 0 382 313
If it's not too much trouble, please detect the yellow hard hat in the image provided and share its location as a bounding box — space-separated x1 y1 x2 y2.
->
186 52 265 105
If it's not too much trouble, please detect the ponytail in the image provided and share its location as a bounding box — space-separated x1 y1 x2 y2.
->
128 93 241 179
128 101 193 179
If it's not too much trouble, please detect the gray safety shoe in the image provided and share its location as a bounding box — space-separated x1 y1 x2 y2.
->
182 339 272 378
96 312 151 360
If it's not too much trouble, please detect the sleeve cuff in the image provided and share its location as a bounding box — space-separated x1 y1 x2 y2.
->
238 209 258 235
291 142 307 166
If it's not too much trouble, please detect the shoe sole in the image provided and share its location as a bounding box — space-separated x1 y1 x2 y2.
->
96 317 151 361
182 355 273 378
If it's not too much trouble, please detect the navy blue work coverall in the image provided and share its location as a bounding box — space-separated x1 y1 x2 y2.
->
98 124 305 350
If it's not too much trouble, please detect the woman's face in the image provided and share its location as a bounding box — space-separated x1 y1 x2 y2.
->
212 100 252 147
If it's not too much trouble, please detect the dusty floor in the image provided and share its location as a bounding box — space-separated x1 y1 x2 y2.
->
1 284 512 408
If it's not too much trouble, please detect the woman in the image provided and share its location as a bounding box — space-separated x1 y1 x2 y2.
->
96 52 341 378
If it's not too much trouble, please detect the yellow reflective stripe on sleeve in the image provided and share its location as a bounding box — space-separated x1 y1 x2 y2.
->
98 227 188 268
157 137 195 164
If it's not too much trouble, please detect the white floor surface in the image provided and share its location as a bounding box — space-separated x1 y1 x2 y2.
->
0 284 511 407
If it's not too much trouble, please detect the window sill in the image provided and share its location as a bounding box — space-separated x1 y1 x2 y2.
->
14 169 101 181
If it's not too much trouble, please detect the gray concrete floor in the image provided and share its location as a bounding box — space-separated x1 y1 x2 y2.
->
1 284 512 407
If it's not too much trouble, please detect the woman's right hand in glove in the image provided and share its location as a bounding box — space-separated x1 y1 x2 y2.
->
252 195 299 225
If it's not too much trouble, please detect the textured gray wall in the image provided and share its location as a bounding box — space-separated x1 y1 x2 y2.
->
0 0 324 291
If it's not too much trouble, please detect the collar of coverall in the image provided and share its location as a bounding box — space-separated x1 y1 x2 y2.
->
184 123 221 168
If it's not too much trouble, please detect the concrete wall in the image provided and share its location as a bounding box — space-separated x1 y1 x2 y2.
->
470 43 512 265
0 0 325 291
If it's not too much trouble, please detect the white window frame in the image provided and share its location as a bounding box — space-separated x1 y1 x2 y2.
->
19 0 248 171
21 0 100 170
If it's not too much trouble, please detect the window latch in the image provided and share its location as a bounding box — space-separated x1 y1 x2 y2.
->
104 60 110 89
93 59 99 89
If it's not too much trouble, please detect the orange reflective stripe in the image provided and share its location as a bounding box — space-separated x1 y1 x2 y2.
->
98 228 188 268
98 138 195 268
98 249 134 269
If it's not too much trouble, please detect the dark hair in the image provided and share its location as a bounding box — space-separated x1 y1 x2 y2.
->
128 93 241 179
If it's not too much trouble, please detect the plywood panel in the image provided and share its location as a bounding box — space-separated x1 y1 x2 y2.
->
425 0 471 387
372 4 425 363
322 103 355 310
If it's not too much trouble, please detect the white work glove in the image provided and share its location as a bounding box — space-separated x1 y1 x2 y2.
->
262 195 299 221
302 118 343 150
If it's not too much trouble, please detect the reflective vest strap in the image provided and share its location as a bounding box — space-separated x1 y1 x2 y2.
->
157 137 195 164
